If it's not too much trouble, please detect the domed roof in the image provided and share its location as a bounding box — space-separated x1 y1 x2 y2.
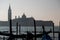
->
22 13 26 18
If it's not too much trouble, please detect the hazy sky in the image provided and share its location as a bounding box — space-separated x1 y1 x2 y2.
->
0 0 60 26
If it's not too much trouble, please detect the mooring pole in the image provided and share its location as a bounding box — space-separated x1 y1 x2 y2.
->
3 37 5 40
16 22 18 35
59 22 60 40
10 19 12 34
8 19 13 40
42 25 45 33
16 22 18 40
34 19 36 40
19 24 21 35
53 23 54 40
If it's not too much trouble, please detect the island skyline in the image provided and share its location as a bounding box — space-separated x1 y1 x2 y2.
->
0 5 54 26
0 0 60 26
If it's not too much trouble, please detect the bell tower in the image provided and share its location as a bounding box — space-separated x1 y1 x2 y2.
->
8 5 12 21
8 5 12 34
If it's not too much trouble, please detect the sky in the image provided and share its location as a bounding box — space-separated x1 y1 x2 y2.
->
0 0 60 26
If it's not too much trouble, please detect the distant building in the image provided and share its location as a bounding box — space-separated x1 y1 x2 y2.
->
0 5 54 26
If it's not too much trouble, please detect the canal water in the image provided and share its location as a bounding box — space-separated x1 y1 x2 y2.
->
0 26 59 40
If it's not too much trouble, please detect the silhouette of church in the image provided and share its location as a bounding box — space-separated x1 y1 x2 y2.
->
0 5 54 26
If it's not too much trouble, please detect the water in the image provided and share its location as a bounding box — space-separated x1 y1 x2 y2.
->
0 26 59 40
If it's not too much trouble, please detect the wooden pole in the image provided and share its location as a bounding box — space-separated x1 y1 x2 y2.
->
19 24 21 35
16 22 18 40
59 22 60 40
16 22 18 35
34 20 36 40
53 23 54 40
42 25 45 33
3 37 5 40
8 19 13 40
9 19 12 34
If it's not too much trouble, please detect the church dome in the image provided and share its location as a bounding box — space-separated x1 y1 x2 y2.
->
22 13 26 18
